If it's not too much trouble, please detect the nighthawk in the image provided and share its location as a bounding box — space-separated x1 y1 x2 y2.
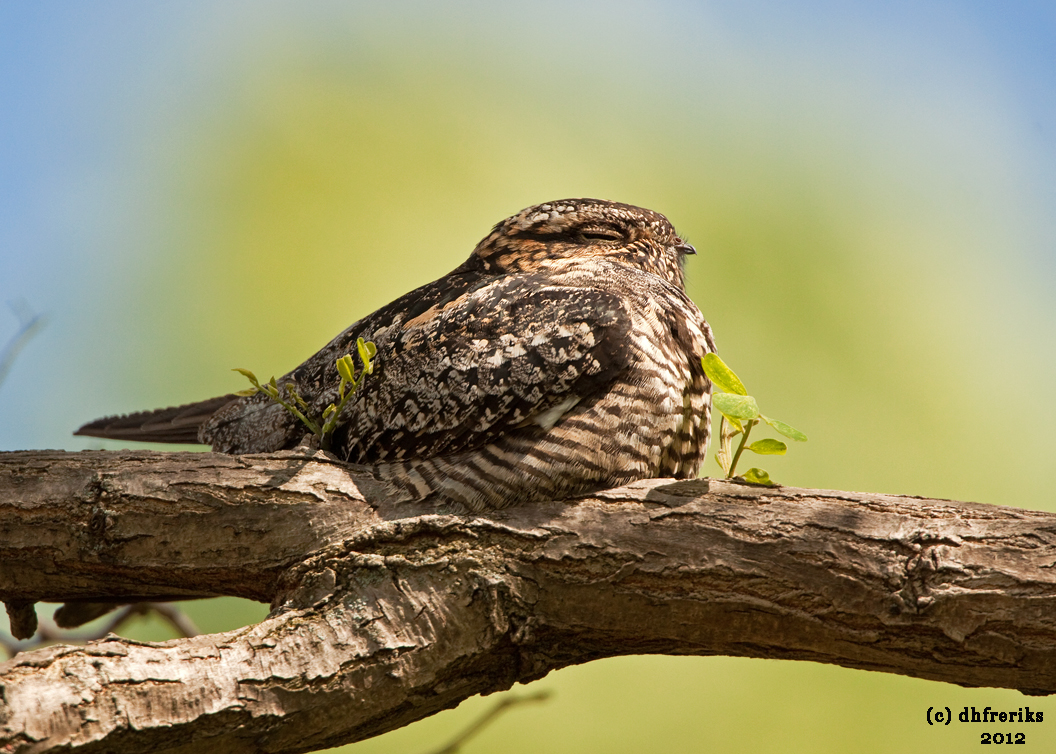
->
77 199 717 510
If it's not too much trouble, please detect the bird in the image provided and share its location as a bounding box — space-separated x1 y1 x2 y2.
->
76 199 717 511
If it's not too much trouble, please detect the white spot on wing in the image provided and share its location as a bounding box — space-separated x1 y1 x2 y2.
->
533 396 581 431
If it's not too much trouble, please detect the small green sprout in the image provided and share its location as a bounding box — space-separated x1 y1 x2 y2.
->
702 353 807 485
235 337 377 452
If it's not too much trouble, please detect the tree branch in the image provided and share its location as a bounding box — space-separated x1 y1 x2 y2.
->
2 449 1055 753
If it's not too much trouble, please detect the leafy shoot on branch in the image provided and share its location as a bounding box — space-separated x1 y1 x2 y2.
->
234 337 377 452
702 353 807 485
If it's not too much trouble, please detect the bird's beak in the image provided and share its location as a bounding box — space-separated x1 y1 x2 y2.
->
675 242 696 255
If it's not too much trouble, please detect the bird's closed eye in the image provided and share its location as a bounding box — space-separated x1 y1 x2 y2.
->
579 227 625 243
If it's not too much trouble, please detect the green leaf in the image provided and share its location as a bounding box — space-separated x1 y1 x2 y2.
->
713 393 760 421
357 338 377 374
748 438 787 455
233 388 259 397
336 355 355 383
742 468 777 486
761 415 808 442
701 353 747 395
232 368 261 387
323 404 336 419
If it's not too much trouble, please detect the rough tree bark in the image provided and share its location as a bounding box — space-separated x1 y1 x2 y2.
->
1 448 1055 754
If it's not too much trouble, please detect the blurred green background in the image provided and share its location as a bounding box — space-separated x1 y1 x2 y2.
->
2 2 1055 751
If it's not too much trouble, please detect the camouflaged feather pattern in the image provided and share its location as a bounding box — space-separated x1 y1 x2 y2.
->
120 199 716 510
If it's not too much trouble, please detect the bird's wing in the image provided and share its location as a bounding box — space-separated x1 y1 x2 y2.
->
199 266 487 453
337 275 633 463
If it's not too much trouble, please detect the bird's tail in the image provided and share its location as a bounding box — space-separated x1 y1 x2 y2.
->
74 394 238 445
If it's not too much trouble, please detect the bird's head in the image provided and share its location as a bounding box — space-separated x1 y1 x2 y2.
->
471 199 695 289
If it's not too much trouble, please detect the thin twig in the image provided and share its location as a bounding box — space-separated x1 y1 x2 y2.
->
0 602 199 658
0 301 46 390
422 691 553 754
147 602 201 638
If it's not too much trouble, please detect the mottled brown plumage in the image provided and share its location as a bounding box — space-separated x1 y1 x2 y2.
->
77 199 716 510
